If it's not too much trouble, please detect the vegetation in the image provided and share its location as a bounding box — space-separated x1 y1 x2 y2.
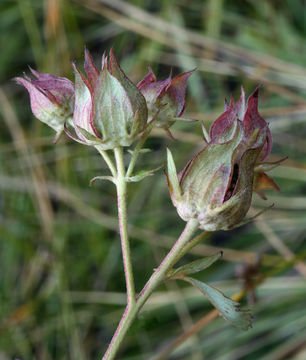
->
1 0 306 359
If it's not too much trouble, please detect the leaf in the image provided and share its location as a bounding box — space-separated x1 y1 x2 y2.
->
127 148 152 155
127 165 163 182
89 176 116 186
184 277 252 330
166 252 222 279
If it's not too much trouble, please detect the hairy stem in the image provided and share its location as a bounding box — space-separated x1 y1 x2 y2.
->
114 147 136 306
102 219 199 360
172 231 211 265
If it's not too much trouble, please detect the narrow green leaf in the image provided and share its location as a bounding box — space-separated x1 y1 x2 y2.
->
127 165 162 182
184 277 252 330
166 252 222 278
89 176 116 186
128 148 152 155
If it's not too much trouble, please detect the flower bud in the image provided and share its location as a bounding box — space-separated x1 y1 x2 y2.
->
167 88 279 231
65 49 148 149
137 67 194 131
14 69 74 138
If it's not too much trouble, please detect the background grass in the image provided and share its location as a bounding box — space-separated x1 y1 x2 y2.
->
1 0 306 359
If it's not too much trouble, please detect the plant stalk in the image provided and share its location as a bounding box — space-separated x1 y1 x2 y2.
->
102 218 199 360
96 146 117 177
114 147 136 307
126 124 153 178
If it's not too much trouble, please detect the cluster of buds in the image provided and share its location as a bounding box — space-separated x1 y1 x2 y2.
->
15 49 193 146
167 88 280 231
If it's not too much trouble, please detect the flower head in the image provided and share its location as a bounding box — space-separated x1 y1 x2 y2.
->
137 67 194 131
14 69 74 139
166 88 280 231
65 49 148 149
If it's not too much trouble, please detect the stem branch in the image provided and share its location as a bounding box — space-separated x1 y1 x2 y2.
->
102 219 199 360
172 231 211 266
126 125 153 178
96 146 117 177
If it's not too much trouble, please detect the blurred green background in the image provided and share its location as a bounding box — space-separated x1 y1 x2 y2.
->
1 0 306 359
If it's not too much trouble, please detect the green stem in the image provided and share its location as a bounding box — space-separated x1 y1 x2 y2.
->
126 125 153 178
102 219 199 360
96 146 117 177
172 231 211 266
114 147 136 307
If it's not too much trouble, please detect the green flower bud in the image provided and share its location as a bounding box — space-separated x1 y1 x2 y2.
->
166 88 278 231
14 69 74 140
65 49 148 149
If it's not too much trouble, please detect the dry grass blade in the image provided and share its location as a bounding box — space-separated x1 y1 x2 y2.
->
83 0 306 77
253 216 306 277
153 290 245 360
74 0 306 105
2 0 306 358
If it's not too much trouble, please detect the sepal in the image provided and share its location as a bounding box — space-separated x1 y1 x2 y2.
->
166 148 181 202
233 203 274 229
254 171 281 200
137 67 194 131
255 157 287 172
109 49 148 123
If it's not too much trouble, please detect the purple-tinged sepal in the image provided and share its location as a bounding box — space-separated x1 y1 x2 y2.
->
84 48 99 89
136 66 156 90
210 87 245 143
14 70 74 140
253 171 281 200
137 68 194 131
243 88 272 160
